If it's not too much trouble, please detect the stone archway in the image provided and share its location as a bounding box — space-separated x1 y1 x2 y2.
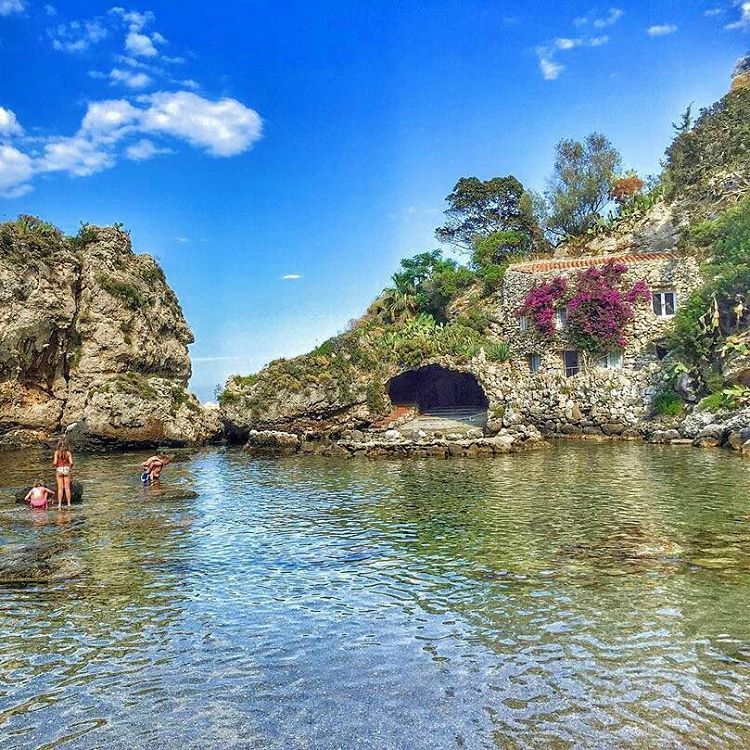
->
387 365 489 415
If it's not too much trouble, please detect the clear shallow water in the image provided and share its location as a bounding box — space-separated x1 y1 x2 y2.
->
1 444 750 750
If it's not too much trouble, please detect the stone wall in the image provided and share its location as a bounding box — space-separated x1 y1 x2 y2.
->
494 253 701 376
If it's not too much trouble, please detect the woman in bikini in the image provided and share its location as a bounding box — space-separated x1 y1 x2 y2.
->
53 436 73 509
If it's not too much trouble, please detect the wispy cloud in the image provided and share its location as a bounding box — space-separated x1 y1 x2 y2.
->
174 235 190 242
282 274 301 280
536 35 611 81
726 1 750 30
0 0 25 16
574 7 623 28
109 67 152 89
48 17 109 52
705 7 724 16
126 138 172 161
646 24 678 36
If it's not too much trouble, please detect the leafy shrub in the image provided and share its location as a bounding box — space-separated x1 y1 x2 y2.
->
68 222 99 251
97 275 149 309
689 195 750 268
653 390 684 417
669 266 750 364
366 379 387 414
455 307 493 333
664 88 750 201
485 341 511 362
698 392 725 412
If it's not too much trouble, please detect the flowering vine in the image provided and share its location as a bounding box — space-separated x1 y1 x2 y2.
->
518 276 567 336
519 262 650 354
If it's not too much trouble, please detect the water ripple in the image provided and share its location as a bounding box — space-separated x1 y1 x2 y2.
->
0 443 749 748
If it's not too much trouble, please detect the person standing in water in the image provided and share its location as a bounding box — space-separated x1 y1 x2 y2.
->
53 437 74 509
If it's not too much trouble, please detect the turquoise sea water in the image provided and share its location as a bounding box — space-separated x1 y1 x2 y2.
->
1 444 749 749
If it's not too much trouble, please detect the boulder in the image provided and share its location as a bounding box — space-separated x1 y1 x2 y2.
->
244 429 300 456
13 480 84 504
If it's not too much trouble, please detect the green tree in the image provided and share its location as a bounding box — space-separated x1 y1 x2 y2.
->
435 175 543 253
389 250 474 322
543 133 622 238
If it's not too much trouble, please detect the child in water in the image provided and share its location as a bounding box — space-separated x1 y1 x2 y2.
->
25 482 54 509
141 454 172 483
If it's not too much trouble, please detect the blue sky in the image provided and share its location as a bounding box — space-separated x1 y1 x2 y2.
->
0 0 748 400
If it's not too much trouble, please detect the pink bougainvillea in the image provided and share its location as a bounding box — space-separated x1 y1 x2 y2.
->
518 276 567 336
520 262 650 353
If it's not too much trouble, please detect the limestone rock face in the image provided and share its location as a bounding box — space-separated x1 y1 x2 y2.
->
0 223 219 449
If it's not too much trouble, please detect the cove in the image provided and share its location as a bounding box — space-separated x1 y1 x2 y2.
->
1 442 749 749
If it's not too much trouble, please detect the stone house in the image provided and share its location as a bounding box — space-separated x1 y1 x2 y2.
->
498 252 701 379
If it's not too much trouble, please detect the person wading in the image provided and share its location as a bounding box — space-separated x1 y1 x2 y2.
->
53 437 74 509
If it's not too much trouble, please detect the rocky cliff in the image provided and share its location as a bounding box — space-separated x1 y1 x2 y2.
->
0 217 220 449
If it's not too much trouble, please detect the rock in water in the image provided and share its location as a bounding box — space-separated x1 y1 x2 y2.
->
0 542 83 583
0 221 222 450
13 480 84 504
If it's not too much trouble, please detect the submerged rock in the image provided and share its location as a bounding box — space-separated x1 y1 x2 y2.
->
0 542 83 583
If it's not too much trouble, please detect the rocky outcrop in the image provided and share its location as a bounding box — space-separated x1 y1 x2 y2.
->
242 424 545 459
0 219 220 449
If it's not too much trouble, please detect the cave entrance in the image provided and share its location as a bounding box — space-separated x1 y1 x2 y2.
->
387 365 489 424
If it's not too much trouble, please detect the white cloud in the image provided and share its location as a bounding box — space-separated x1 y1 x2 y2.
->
44 4 57 16
593 8 623 28
282 274 301 280
0 0 25 16
0 145 33 197
125 138 171 161
125 30 160 57
38 135 114 177
726 1 750 30
539 57 564 80
109 67 152 89
555 37 583 50
80 99 140 138
140 91 263 156
536 35 610 80
49 19 109 53
575 8 623 28
174 235 190 242
109 7 165 58
0 90 263 197
705 7 724 16
647 24 678 36
0 107 23 138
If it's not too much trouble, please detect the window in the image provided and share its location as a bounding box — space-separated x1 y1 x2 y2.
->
596 350 622 370
555 307 568 330
518 315 529 332
652 291 676 317
563 350 580 377
528 353 541 373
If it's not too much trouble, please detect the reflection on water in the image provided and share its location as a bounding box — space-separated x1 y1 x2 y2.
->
1 444 749 749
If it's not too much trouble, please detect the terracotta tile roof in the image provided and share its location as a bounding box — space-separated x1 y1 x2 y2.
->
509 252 678 274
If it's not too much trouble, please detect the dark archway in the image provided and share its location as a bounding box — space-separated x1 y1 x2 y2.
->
387 365 489 414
